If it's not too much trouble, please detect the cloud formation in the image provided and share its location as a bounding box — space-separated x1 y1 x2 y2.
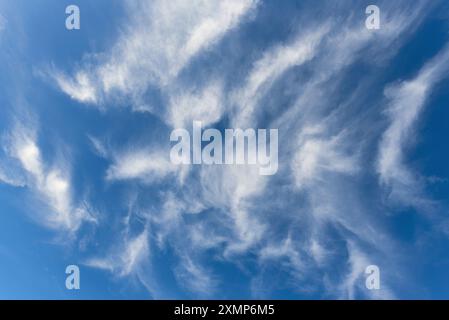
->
378 44 449 206
4 0 448 299
69 1 438 298
50 0 258 113
2 122 95 233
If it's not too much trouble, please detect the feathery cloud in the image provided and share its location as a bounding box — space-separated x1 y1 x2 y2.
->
2 123 95 233
50 0 258 112
378 44 449 205
86 228 149 277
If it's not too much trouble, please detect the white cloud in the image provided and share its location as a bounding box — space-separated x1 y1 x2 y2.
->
308 238 327 266
273 1 429 136
250 3 431 297
33 0 437 298
231 25 329 127
134 2 432 297
106 149 177 182
86 228 149 277
3 124 95 233
50 0 258 111
0 162 25 187
168 82 224 129
151 193 185 248
339 242 395 300
200 165 267 254
378 44 449 205
175 255 218 295
146 164 269 290
53 70 98 104
259 236 303 274
292 126 358 189
87 135 109 158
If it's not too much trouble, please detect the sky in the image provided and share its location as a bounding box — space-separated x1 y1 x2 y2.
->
0 0 449 300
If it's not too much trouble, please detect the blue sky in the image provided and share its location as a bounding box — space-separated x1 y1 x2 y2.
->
0 0 449 299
